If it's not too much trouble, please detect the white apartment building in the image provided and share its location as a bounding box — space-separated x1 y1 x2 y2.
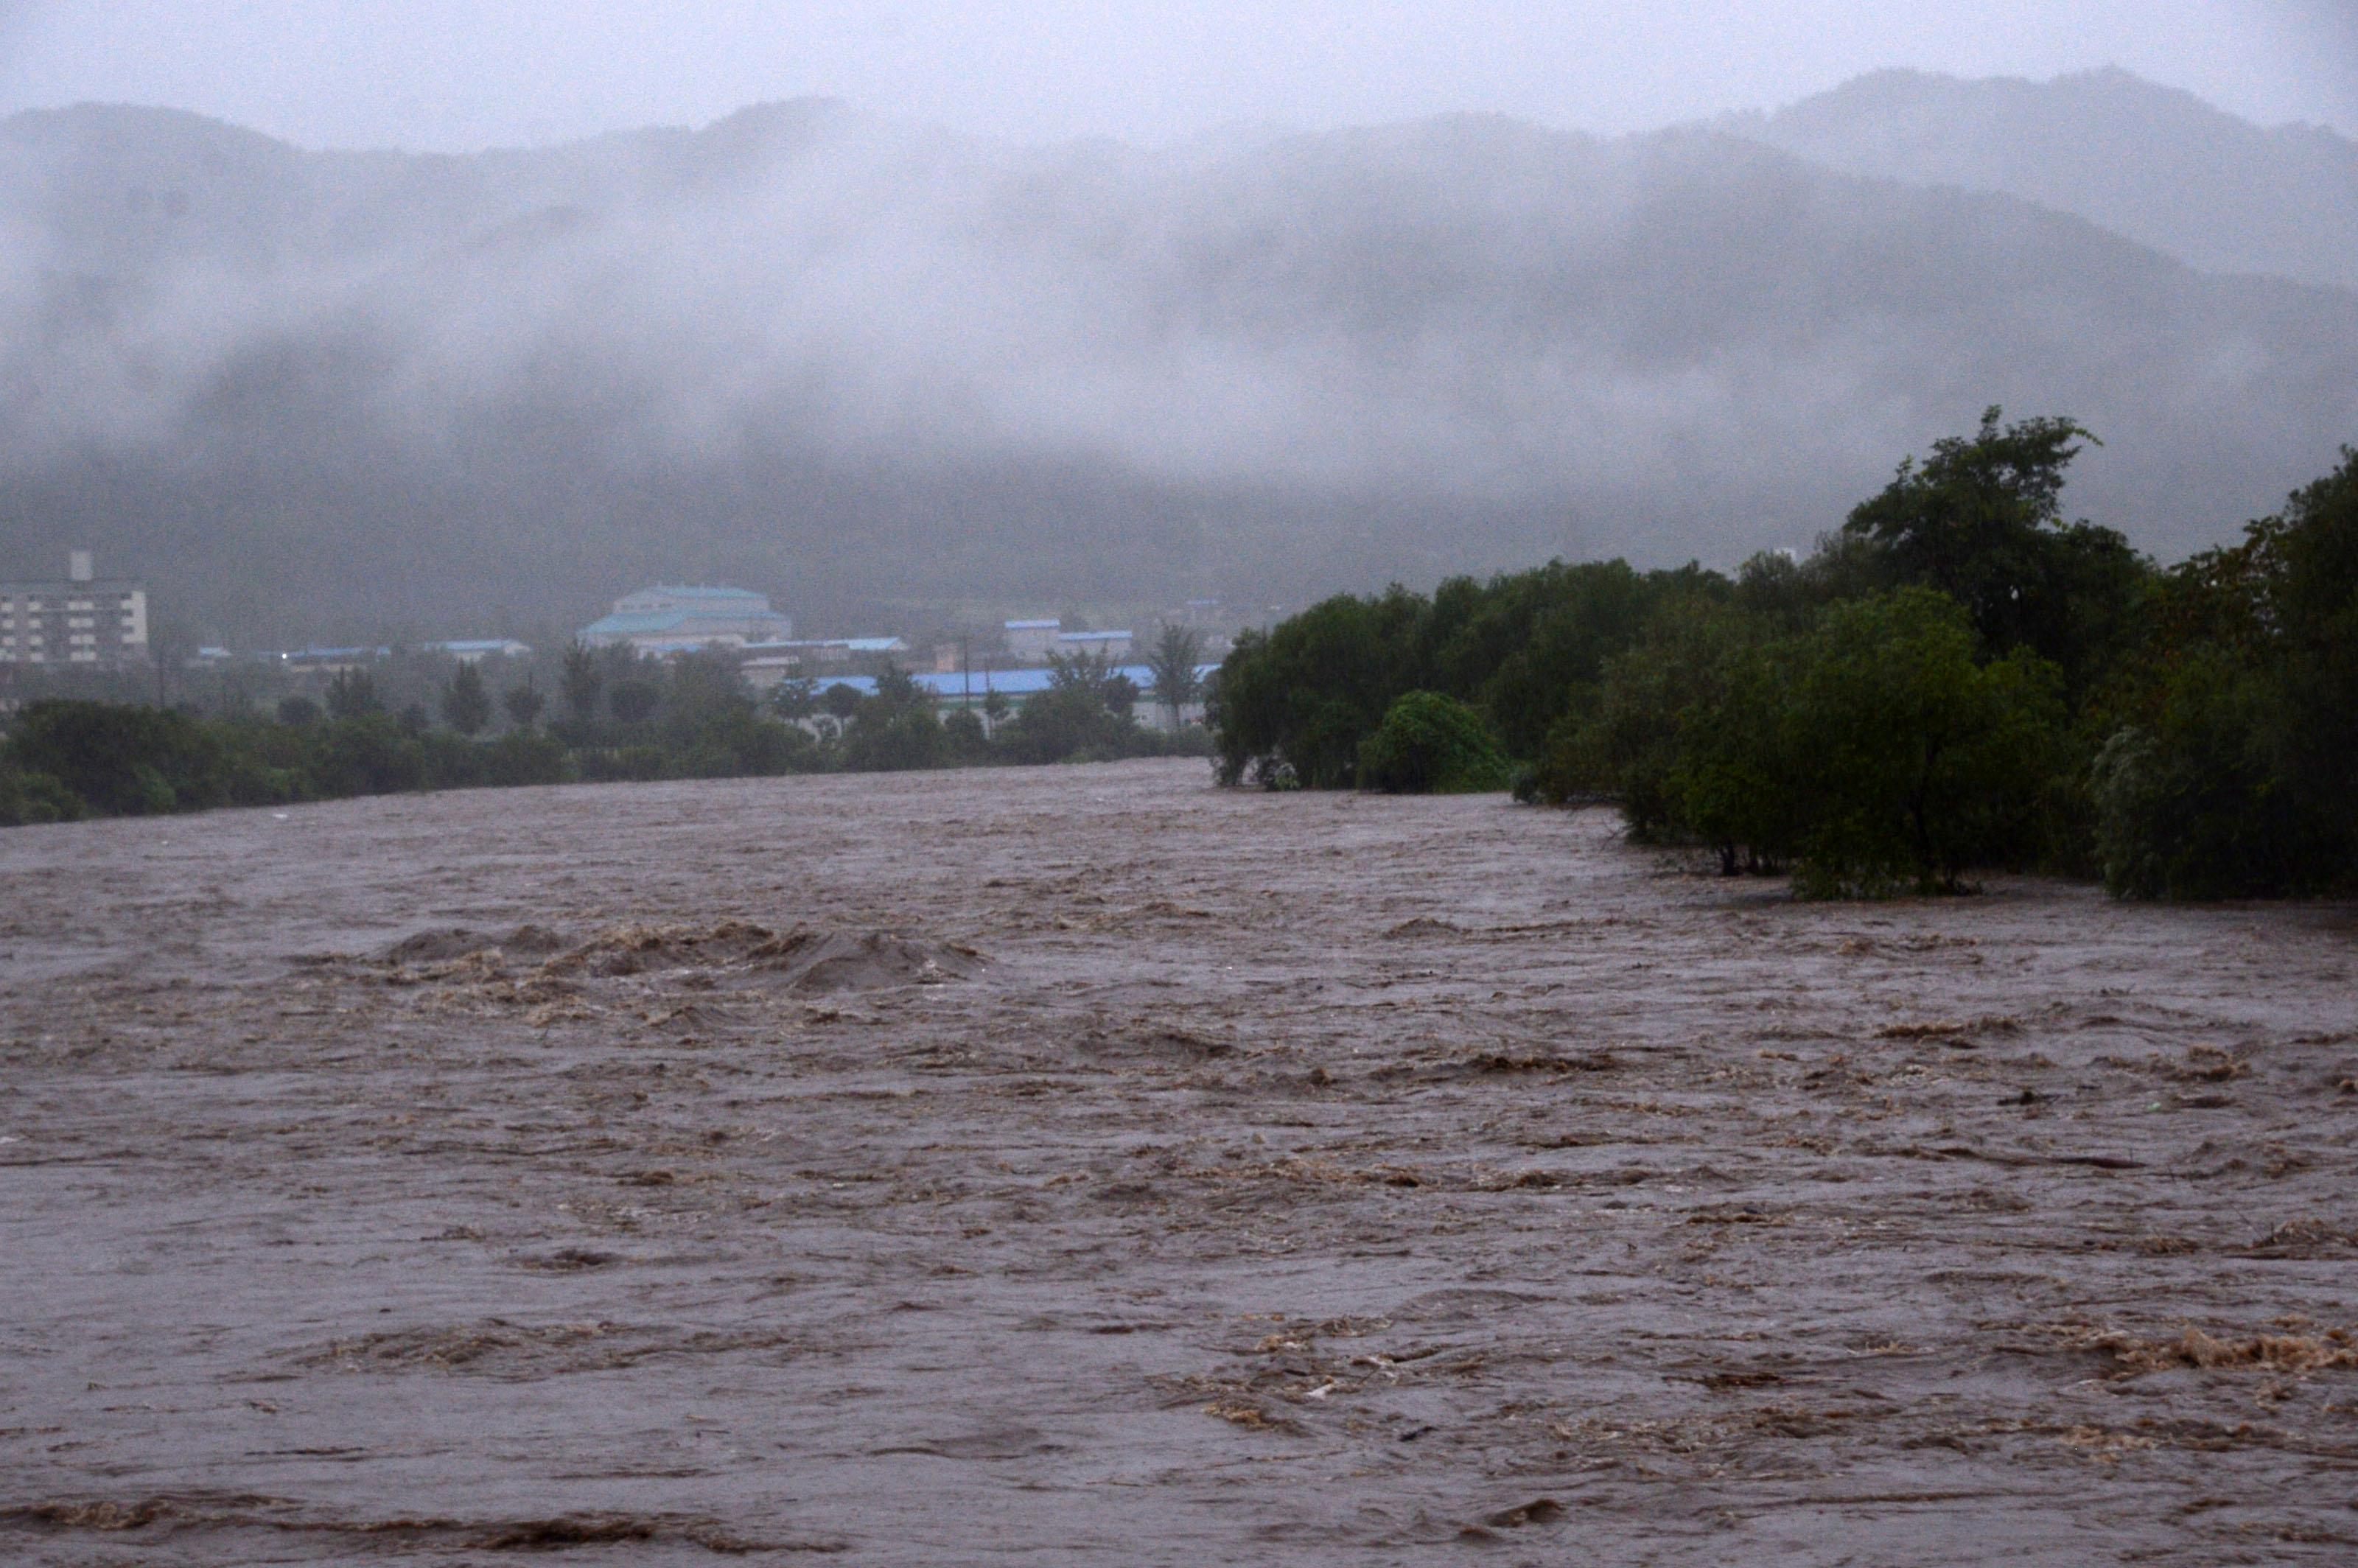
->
0 550 150 668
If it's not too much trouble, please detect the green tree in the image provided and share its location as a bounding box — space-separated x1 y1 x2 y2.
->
842 665 945 771
2261 448 2358 827
1427 559 1700 758
1209 587 1427 787
560 641 604 723
276 695 321 727
441 662 493 737
1535 599 1768 850
503 679 545 730
307 714 427 797
666 653 747 721
2093 447 2358 897
324 668 381 720
609 679 661 727
1668 637 1809 876
1843 407 2147 699
1208 563 1724 788
1779 589 2064 895
648 654 807 777
998 683 1127 764
1142 624 1207 727
1045 647 1136 714
942 708 990 761
2090 653 2326 898
771 676 819 721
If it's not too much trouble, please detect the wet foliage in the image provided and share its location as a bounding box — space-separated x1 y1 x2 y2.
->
1356 692 1512 796
1213 413 2357 899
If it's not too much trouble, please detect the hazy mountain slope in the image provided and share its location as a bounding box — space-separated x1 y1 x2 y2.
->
1743 68 2358 290
1 98 2352 643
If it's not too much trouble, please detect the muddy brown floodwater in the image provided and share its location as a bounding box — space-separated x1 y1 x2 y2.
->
4 758 2357 1565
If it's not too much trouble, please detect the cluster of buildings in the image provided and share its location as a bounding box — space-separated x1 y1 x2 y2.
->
572 585 1217 725
200 639 535 673
0 550 543 680
0 555 1227 730
574 585 1166 685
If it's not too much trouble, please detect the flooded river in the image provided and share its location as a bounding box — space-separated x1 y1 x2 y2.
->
4 759 2354 1564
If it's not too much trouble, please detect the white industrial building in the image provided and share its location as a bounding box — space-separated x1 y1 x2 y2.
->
578 585 792 654
1001 620 1135 663
1004 618 1061 662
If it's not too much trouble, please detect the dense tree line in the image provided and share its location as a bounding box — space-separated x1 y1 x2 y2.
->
1211 411 2356 899
0 644 1206 827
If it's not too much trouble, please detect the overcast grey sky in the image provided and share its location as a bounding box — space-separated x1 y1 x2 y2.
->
0 0 2352 150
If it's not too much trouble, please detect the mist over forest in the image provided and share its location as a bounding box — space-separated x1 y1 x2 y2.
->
1 68 2354 644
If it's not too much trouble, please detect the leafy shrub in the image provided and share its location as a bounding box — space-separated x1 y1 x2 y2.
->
304 715 427 797
942 709 992 763
842 668 948 771
1355 691 1510 794
996 685 1122 765
5 701 227 816
0 765 83 825
577 744 671 783
608 679 661 726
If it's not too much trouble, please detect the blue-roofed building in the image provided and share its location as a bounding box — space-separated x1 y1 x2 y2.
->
579 584 791 654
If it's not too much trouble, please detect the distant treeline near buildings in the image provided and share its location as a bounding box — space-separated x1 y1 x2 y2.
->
1210 412 2357 900
0 643 1211 827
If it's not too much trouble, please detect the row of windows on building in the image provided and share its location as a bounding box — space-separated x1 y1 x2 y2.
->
0 554 151 666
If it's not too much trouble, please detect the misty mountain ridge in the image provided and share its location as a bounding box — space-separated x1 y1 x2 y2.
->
1738 66 2358 292
1 74 2352 644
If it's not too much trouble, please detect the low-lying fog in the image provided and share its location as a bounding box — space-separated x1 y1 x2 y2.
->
1 69 2353 639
